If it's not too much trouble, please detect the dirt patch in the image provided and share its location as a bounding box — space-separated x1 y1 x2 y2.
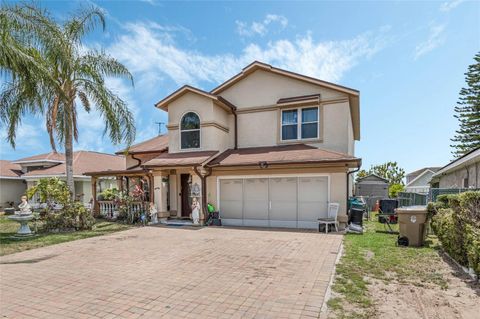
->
371 261 479 319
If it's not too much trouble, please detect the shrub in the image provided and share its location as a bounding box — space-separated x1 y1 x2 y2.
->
27 177 95 232
27 177 70 208
99 187 119 201
389 183 404 198
44 201 95 231
431 191 480 279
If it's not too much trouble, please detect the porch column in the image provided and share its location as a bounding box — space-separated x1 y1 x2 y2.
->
116 176 123 192
91 177 98 215
153 173 169 220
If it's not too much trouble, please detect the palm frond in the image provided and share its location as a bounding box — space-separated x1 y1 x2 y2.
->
77 50 134 86
64 6 105 42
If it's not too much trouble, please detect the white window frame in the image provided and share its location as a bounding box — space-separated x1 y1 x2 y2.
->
179 111 201 150
280 106 320 141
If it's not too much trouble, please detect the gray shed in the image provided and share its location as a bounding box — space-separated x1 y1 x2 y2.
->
355 174 389 209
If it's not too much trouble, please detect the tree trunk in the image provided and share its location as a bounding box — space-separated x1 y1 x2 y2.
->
65 121 75 199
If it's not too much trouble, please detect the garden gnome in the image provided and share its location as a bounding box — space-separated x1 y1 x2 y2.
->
149 202 158 224
191 197 200 225
18 195 32 215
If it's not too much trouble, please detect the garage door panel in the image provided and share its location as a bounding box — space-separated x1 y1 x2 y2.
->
244 178 268 220
219 179 243 221
269 177 297 224
219 175 329 229
298 176 329 223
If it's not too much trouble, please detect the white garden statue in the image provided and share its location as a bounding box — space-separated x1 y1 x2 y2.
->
149 202 158 224
18 195 32 215
191 197 200 225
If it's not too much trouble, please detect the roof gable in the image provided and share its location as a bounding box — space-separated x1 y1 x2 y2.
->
211 61 359 96
154 85 235 112
356 174 389 183
211 61 360 140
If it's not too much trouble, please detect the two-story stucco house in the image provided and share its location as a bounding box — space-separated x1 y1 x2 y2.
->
88 61 362 229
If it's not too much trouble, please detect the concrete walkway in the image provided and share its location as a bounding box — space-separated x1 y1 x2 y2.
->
0 226 342 319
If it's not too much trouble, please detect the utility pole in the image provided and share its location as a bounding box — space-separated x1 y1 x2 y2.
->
155 122 165 136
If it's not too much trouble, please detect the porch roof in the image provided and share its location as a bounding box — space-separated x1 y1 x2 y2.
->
116 134 168 155
207 144 361 167
143 151 219 167
84 167 147 177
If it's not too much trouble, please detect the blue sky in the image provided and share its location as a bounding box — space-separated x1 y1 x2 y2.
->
1 0 479 175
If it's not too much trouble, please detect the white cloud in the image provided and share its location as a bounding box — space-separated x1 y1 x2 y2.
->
236 14 288 37
414 24 446 60
109 22 389 87
0 122 46 158
439 0 465 12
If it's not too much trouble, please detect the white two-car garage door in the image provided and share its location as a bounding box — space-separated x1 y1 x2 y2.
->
219 175 329 229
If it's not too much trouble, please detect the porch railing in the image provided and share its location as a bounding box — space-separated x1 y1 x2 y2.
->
98 201 148 219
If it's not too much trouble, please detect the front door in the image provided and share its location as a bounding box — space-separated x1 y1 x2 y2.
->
180 174 192 218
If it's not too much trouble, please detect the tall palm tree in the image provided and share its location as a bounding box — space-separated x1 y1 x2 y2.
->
0 3 135 196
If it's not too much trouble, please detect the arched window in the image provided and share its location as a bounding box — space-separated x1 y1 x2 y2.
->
180 112 200 149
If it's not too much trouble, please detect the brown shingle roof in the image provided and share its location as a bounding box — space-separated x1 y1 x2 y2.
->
143 151 218 167
117 135 169 154
22 151 125 177
207 144 360 167
14 152 65 163
0 160 23 178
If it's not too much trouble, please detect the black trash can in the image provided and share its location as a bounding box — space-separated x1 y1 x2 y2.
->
349 208 364 227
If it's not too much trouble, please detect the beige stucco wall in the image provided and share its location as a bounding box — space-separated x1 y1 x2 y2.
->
215 70 353 154
166 92 233 153
218 69 346 108
0 178 27 208
74 180 92 204
236 110 278 147
438 162 480 188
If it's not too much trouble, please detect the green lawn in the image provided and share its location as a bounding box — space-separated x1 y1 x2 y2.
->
0 215 131 256
328 214 446 319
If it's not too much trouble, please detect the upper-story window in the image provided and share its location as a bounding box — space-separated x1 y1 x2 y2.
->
180 112 200 149
281 107 319 141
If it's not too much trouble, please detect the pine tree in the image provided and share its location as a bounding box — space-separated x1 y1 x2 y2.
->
450 52 480 158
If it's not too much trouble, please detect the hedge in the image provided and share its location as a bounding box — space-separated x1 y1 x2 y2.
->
430 191 480 279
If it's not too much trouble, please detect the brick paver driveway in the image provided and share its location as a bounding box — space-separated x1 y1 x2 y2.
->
0 226 342 319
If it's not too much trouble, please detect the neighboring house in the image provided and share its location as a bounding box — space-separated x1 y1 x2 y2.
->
355 174 388 210
6 151 124 204
430 147 480 189
0 160 26 210
404 167 440 195
88 61 362 228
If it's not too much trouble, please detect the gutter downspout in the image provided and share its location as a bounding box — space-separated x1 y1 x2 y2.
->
233 110 238 150
193 165 212 224
129 154 142 169
346 163 361 211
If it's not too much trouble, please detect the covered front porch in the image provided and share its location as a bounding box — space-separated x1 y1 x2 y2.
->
86 165 210 224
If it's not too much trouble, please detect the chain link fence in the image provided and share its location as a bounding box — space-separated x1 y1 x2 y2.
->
397 192 427 206
429 188 480 202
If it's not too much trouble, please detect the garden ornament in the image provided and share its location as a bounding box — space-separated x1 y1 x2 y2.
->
191 197 200 225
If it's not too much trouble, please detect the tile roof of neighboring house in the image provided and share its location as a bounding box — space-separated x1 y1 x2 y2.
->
207 144 360 167
13 151 65 163
22 151 125 177
116 135 169 155
143 151 219 167
407 167 441 178
0 160 23 178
